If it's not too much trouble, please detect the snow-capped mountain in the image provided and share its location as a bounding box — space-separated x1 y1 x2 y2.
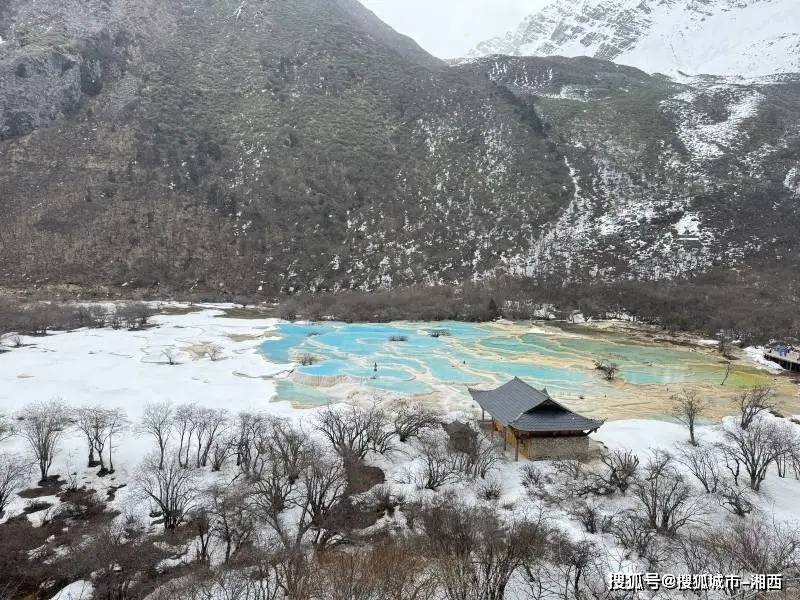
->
468 0 800 78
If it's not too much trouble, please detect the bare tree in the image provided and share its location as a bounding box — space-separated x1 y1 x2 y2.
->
717 441 743 486
252 435 346 550
611 509 659 560
234 412 265 476
315 404 394 461
137 400 174 470
251 450 303 535
567 498 613 534
206 483 256 563
234 412 304 479
210 434 235 471
258 418 309 483
116 302 154 331
604 449 640 494
519 464 545 491
138 453 199 530
163 347 180 366
363 538 437 600
175 403 198 468
715 482 754 517
154 563 284 600
249 418 311 536
392 402 440 443
16 399 71 483
104 408 128 473
671 389 708 446
408 434 461 491
419 498 549 600
719 518 800 574
450 428 502 480
74 405 102 467
272 541 321 600
677 528 745 586
190 407 230 468
295 451 348 549
633 452 701 535
584 448 639 495
721 417 798 491
0 452 32 515
189 506 213 563
317 549 381 600
594 359 619 381
316 540 438 600
548 459 587 500
547 536 631 599
207 344 224 361
74 406 128 474
736 386 775 430
0 413 14 443
74 523 162 600
721 360 734 386
675 444 722 493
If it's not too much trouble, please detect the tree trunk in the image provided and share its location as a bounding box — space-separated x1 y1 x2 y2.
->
86 435 96 467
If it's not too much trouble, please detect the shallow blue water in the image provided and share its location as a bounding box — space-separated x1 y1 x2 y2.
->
261 321 735 404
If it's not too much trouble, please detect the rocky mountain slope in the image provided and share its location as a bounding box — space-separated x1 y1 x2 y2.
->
0 0 798 298
468 0 800 78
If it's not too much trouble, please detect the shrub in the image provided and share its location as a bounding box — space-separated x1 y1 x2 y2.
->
520 464 545 489
369 484 404 516
568 499 613 534
297 353 316 366
476 478 503 502
115 302 154 331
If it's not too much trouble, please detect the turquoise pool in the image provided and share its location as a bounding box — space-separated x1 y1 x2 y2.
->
260 320 766 405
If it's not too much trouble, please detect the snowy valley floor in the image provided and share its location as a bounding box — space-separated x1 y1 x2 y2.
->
1 305 800 599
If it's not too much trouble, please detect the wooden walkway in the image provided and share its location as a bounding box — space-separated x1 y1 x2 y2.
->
764 350 800 372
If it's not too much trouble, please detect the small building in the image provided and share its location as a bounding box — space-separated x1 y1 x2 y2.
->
469 377 603 460
442 420 478 453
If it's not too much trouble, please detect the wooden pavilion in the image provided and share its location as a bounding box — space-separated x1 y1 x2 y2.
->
469 377 603 460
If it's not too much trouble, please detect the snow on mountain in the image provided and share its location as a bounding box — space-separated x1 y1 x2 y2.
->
663 84 766 162
468 0 800 78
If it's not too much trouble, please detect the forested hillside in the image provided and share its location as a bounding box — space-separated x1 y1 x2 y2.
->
1 0 798 331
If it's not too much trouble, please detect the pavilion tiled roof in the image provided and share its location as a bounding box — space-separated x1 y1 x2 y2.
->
468 377 603 433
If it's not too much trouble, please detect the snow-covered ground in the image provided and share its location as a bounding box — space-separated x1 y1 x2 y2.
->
0 307 295 523
2 306 800 598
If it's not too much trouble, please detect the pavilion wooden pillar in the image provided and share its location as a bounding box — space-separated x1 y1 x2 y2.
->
514 432 520 461
503 427 507 451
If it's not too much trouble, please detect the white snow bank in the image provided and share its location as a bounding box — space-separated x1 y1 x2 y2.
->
0 308 301 524
52 580 93 600
744 346 785 373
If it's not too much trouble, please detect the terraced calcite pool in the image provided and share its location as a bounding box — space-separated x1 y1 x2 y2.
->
260 321 798 419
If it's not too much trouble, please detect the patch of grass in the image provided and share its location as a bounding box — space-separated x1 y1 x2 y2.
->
219 306 279 319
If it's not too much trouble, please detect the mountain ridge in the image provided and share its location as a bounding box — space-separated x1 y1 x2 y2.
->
468 0 800 79
0 0 798 304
